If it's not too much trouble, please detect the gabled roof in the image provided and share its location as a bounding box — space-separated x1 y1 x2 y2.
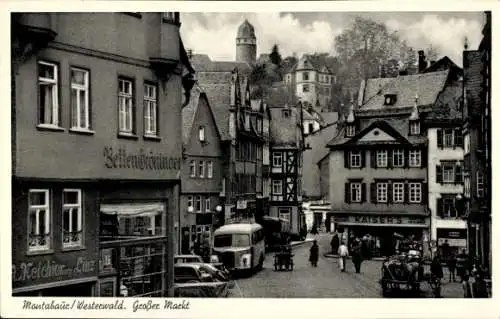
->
305 121 338 165
182 88 201 144
423 56 461 74
327 119 426 148
182 90 221 145
359 70 450 111
199 82 232 141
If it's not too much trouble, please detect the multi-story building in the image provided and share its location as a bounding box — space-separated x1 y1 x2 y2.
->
424 67 465 255
462 11 491 271
179 89 223 254
269 105 304 235
283 55 336 112
326 70 458 257
11 12 194 297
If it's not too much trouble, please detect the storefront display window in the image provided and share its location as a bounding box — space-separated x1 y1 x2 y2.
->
99 203 165 240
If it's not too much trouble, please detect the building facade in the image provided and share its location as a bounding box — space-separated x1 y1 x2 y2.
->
462 11 491 271
327 70 458 257
269 105 304 234
284 55 336 112
179 90 223 254
11 12 194 297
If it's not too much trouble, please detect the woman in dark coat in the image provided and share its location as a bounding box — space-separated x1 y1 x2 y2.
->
309 240 319 267
330 233 340 254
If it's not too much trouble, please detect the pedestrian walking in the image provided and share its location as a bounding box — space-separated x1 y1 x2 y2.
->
338 241 349 272
330 232 340 255
447 252 457 282
309 240 319 267
351 238 363 273
462 272 473 298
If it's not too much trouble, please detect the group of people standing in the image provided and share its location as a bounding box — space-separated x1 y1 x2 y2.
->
438 240 489 298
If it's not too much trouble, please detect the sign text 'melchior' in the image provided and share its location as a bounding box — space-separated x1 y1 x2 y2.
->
103 147 181 171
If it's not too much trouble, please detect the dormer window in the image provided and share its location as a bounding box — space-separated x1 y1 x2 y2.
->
384 94 397 106
410 121 420 135
346 124 356 137
282 109 290 118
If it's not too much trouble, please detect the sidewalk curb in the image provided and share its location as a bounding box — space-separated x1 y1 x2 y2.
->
323 253 386 261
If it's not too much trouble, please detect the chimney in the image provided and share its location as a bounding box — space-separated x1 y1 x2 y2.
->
186 49 193 59
418 50 427 73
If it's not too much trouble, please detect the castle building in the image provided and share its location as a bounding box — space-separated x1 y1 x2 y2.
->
236 19 257 64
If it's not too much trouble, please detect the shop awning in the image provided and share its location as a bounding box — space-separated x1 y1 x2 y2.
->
100 203 165 217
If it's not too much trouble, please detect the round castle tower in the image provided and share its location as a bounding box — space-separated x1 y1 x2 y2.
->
236 19 256 64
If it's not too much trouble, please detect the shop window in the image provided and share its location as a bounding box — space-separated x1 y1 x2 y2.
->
99 203 166 240
409 150 421 167
119 242 166 297
189 160 196 177
62 189 83 249
409 183 422 203
38 61 60 128
28 189 51 252
144 83 158 137
392 149 404 167
376 150 388 168
376 183 388 203
392 182 404 203
70 67 91 131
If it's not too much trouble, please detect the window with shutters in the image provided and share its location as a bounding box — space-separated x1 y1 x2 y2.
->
376 183 388 203
409 183 422 203
409 150 421 167
477 171 484 198
350 183 362 203
393 182 404 203
393 149 404 167
443 129 454 147
437 128 463 148
438 196 458 218
436 161 463 184
350 151 362 168
442 163 455 183
376 150 388 168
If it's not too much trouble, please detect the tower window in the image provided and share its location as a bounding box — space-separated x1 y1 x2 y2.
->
303 84 310 93
303 72 309 81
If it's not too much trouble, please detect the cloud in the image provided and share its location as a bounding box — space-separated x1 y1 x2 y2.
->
385 14 483 66
180 13 342 61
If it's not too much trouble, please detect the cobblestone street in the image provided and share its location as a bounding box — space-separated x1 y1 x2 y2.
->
229 233 464 298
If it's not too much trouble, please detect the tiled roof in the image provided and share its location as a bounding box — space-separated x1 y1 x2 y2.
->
463 50 484 116
305 122 338 165
359 70 450 111
327 118 427 147
269 107 301 146
199 82 232 141
181 88 201 145
190 54 252 74
320 112 339 126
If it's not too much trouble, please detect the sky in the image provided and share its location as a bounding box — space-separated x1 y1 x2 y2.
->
180 12 485 67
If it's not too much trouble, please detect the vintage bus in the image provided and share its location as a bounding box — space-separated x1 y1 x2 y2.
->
211 223 265 273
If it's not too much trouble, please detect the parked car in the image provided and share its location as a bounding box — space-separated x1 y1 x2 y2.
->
175 254 229 274
190 263 234 288
174 263 217 284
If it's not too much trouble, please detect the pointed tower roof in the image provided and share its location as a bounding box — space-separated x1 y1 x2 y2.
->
409 94 420 120
237 19 256 39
